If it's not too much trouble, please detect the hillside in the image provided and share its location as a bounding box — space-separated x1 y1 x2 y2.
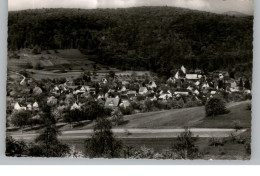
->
8 7 253 77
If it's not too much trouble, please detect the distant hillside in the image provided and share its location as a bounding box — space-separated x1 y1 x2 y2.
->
8 7 253 77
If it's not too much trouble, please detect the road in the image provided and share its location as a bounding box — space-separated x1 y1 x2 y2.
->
9 71 26 85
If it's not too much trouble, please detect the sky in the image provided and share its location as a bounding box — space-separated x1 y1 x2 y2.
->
8 0 254 15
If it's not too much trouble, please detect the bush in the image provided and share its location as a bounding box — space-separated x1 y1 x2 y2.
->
172 130 201 159
246 103 251 111
6 136 28 157
205 97 229 117
208 138 225 147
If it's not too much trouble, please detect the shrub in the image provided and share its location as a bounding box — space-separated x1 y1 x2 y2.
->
205 97 229 117
245 142 251 155
246 103 251 111
172 130 201 159
6 136 28 157
208 138 224 147
34 62 43 70
111 110 124 126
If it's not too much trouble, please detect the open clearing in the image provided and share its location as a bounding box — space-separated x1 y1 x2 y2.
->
114 100 251 129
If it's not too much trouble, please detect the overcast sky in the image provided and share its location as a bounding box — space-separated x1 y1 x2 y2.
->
8 0 254 15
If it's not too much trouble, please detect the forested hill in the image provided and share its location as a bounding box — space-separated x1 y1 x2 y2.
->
8 7 253 77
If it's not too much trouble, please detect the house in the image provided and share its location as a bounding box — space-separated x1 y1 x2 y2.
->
181 65 187 74
186 74 198 80
202 82 210 89
33 102 39 110
121 81 129 86
194 89 200 95
120 86 127 92
167 77 176 83
175 71 180 79
70 102 81 110
119 100 131 108
210 90 217 95
174 91 189 96
89 88 96 95
101 78 108 84
27 104 32 111
105 98 120 108
97 94 105 99
33 86 42 95
150 96 157 101
219 73 224 80
147 81 157 89
159 91 172 100
14 102 26 111
244 89 251 94
187 86 193 91
230 87 239 93
139 87 148 95
195 69 202 74
195 81 200 86
230 81 237 88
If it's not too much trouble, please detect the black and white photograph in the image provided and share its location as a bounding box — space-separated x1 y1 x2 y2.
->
6 0 253 160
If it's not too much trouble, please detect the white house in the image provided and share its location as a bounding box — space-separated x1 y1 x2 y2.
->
101 78 108 84
159 91 172 100
120 86 127 92
150 96 157 101
27 104 32 111
119 100 131 108
175 71 179 79
181 65 187 74
202 83 210 89
187 86 193 91
210 91 217 95
194 89 200 95
71 102 81 110
33 102 39 110
147 81 157 89
186 74 198 80
139 87 148 95
174 91 189 96
167 77 176 83
14 102 26 111
195 81 200 86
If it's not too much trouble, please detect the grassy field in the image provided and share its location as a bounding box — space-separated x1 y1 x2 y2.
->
114 101 251 129
194 101 251 129
7 49 119 80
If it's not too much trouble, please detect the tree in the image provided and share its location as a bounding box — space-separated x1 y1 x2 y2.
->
6 136 27 157
28 124 69 157
205 97 229 117
109 71 115 79
172 130 201 159
244 78 251 90
11 110 31 133
85 117 122 158
111 110 124 126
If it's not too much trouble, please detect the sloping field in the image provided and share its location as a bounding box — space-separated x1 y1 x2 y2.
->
194 101 251 129
118 101 251 129
119 107 205 129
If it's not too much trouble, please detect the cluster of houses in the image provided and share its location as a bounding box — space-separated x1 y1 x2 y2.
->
10 65 251 115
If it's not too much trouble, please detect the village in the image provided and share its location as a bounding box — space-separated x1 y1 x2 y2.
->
6 63 252 129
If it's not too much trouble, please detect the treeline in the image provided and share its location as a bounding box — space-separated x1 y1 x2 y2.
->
8 7 253 77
